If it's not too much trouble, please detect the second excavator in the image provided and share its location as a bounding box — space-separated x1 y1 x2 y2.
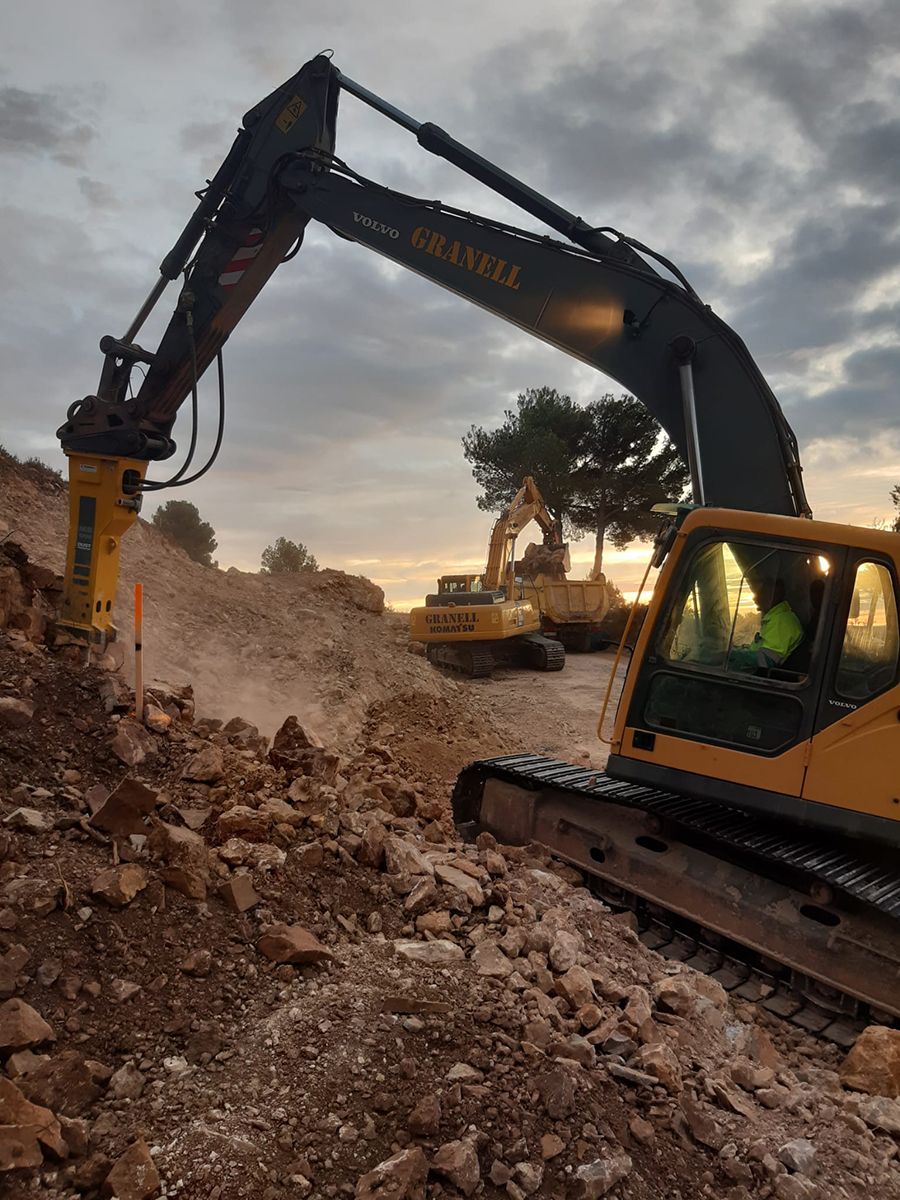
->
54 54 899 1031
409 476 566 677
410 476 608 674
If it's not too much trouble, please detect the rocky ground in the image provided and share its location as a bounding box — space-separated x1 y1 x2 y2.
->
1 558 899 1200
0 449 463 747
0 475 899 1198
0 445 620 771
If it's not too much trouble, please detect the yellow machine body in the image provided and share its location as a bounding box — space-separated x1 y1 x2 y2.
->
523 574 610 630
610 508 900 841
409 596 540 644
59 454 146 644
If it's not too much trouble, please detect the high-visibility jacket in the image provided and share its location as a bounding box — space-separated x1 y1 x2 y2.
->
758 600 804 662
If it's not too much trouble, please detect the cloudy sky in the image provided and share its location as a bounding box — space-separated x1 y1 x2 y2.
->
2 1 898 607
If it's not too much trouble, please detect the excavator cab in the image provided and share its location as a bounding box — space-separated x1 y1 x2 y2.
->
454 506 900 1023
608 508 900 846
437 575 484 594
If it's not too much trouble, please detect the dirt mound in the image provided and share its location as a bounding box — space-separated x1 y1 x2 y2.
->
0 450 461 746
1 547 899 1199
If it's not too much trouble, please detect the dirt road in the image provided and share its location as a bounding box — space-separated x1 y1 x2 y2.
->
469 647 625 768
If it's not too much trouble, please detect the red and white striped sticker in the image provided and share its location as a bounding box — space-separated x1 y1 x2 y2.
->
218 228 264 289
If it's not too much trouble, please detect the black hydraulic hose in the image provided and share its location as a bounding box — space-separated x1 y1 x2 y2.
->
145 350 227 490
282 230 305 262
140 311 200 492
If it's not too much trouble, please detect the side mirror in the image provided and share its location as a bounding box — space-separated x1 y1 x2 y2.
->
651 522 677 569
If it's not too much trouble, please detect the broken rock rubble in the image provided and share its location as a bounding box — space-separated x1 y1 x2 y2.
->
355 1146 427 1200
91 863 148 907
256 924 333 965
0 1076 67 1170
104 1139 160 1200
0 998 55 1053
430 1137 481 1196
839 1024 900 1098
0 575 897 1200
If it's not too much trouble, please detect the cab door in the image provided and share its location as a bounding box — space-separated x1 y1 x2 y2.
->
803 556 900 829
620 529 838 797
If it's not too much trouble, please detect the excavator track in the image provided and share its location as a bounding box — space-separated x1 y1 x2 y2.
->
426 644 495 677
517 634 566 672
426 636 565 677
453 754 900 1040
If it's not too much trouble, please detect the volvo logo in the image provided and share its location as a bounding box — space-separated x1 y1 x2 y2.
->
352 212 400 239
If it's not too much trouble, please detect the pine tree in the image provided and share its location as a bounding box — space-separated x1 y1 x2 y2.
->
462 387 590 531
260 537 318 574
151 500 217 566
462 388 688 573
570 394 690 577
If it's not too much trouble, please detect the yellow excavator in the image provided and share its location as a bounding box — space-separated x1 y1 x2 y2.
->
411 476 608 673
55 54 899 1031
409 476 567 677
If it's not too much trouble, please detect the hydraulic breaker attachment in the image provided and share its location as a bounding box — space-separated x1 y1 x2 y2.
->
59 454 146 644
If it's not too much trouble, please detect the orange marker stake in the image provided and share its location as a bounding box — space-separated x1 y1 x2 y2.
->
134 583 143 724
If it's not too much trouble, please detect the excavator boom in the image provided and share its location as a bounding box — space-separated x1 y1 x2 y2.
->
283 166 807 520
57 54 810 645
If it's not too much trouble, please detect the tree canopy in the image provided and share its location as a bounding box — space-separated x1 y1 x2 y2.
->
461 387 589 530
150 500 217 567
570 394 690 576
891 485 900 533
463 387 689 574
260 537 319 574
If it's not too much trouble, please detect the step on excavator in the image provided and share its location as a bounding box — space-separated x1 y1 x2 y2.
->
409 476 608 675
55 54 899 1030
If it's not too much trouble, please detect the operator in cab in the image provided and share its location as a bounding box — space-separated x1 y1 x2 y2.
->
729 578 804 672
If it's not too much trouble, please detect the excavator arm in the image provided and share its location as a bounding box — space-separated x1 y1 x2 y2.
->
286 164 809 521
60 56 340 460
482 477 566 592
57 53 809 641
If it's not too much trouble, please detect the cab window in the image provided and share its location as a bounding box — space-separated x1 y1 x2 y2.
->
657 539 829 679
439 577 483 594
836 562 899 700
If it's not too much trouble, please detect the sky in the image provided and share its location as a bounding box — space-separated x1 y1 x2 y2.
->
1 0 898 608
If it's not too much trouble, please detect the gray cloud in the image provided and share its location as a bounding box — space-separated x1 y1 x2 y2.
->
2 1 900 602
830 107 900 191
732 201 900 355
179 119 237 154
457 1 900 470
793 345 900 444
77 175 117 209
0 86 94 165
735 2 899 141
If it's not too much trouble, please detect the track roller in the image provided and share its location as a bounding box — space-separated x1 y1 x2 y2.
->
519 634 566 671
426 643 494 677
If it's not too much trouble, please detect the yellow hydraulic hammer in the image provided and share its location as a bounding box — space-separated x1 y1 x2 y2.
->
59 453 146 644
